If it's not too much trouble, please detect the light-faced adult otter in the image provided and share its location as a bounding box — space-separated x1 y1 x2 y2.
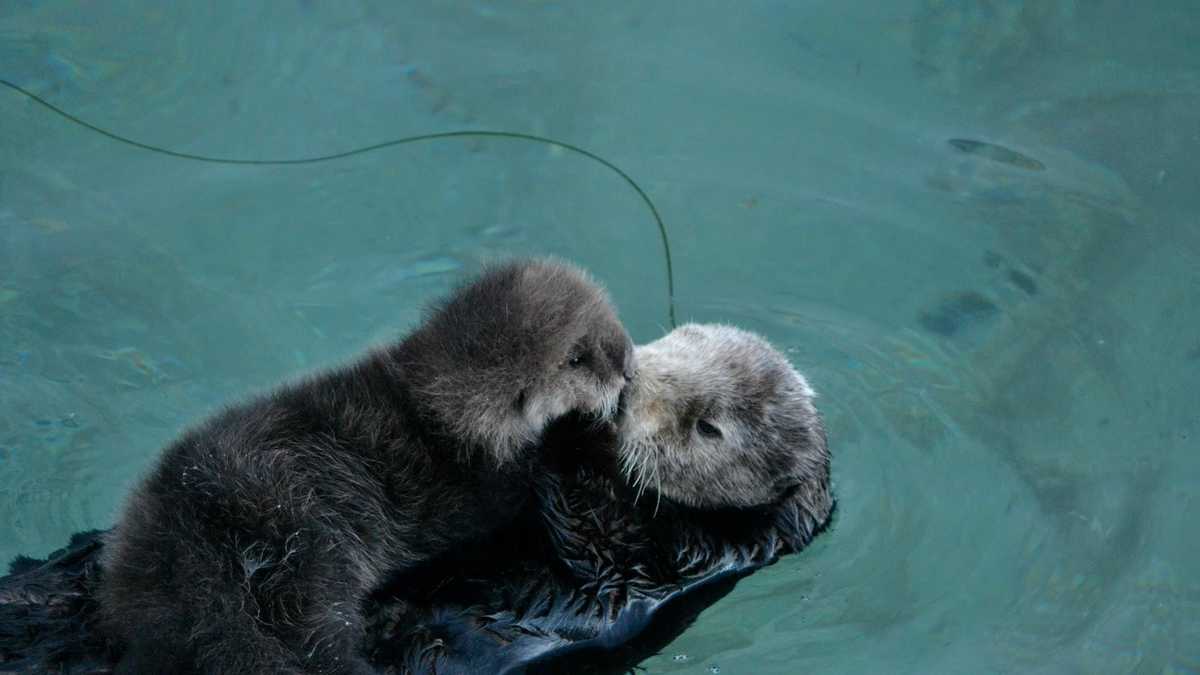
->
617 323 830 512
96 259 634 674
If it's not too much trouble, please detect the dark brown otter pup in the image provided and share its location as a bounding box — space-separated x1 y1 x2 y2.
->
95 259 633 674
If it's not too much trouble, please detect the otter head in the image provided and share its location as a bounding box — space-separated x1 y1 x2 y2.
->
401 259 634 464
618 324 830 515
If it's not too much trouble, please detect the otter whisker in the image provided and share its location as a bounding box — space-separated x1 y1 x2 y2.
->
633 460 648 506
618 441 644 506
623 441 650 507
618 442 639 484
634 443 656 507
652 456 663 518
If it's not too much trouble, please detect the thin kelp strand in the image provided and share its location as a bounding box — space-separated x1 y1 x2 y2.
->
0 78 676 327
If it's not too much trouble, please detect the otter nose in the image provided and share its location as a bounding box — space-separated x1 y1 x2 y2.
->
603 333 635 382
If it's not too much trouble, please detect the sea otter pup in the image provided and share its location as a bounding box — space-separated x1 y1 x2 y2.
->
96 259 634 674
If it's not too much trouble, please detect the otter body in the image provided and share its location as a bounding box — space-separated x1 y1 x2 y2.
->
97 260 633 674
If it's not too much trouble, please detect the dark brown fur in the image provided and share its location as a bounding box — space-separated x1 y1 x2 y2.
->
96 259 633 674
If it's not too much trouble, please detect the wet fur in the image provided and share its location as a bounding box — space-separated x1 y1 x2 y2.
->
368 430 833 674
95 260 632 674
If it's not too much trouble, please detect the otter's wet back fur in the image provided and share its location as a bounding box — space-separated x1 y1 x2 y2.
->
95 259 632 674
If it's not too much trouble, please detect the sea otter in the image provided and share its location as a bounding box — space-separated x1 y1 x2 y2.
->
95 259 634 674
0 324 833 674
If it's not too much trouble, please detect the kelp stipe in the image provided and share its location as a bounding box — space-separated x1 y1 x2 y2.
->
0 77 676 327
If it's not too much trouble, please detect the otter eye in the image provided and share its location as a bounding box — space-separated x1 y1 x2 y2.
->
696 419 722 438
566 350 590 368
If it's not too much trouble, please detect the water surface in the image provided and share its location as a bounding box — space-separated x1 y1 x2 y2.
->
2 2 1198 673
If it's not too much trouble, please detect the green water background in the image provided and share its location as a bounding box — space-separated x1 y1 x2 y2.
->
2 2 1198 672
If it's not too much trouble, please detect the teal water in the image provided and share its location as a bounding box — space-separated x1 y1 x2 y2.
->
2 2 1198 673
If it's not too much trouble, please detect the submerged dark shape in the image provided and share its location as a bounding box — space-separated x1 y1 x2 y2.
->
919 290 1001 337
0 421 833 674
947 138 1046 171
1006 268 1038 296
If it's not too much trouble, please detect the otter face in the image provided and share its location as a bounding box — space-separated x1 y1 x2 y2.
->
406 259 633 463
512 262 634 440
618 324 830 512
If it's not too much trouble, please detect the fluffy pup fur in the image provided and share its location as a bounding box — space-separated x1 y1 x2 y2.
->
97 259 633 674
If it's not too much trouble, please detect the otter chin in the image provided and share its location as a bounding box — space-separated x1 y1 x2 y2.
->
617 323 831 516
